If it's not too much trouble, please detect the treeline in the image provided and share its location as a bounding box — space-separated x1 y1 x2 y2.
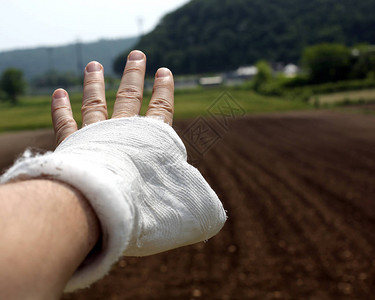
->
302 44 375 84
114 0 375 75
252 43 375 98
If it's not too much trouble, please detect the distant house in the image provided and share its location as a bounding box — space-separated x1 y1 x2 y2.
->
283 63 299 78
235 65 258 78
198 63 300 87
199 76 223 86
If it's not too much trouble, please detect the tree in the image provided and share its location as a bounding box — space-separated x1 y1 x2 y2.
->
0 68 26 104
253 60 272 92
349 44 375 79
301 44 351 83
113 0 375 75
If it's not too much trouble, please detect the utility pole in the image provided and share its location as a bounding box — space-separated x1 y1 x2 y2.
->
75 39 83 75
137 17 144 37
47 47 54 72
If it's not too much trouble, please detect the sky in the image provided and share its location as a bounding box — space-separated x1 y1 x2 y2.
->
0 0 191 52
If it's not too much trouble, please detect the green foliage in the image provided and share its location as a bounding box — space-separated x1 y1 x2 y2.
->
301 44 351 83
114 0 375 75
253 60 272 92
350 44 375 79
304 78 375 94
281 75 312 88
0 68 26 104
251 72 375 101
257 43 375 97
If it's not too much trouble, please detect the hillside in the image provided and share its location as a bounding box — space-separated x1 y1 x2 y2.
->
0 37 138 80
114 0 375 75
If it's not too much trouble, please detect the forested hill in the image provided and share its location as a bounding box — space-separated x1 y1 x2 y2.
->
114 0 375 75
0 37 138 80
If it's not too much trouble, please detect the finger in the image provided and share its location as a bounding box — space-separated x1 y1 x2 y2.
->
112 50 146 118
146 68 174 125
81 61 108 126
51 89 78 146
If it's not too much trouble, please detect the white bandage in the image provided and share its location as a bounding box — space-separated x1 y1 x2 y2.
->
0 116 226 292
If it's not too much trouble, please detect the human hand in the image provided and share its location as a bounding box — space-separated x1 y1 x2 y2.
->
51 50 174 146
1 50 226 292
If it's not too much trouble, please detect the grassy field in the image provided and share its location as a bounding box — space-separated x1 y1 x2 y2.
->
0 87 312 133
309 88 375 105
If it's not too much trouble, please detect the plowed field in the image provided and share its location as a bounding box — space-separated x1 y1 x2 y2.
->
1 111 374 299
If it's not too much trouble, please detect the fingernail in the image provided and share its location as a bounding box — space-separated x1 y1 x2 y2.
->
53 89 66 99
128 50 144 61
86 61 102 73
52 89 69 106
156 68 170 78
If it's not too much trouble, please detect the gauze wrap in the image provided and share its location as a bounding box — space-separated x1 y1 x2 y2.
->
0 116 227 292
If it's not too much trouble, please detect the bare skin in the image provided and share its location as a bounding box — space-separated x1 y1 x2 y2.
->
0 179 100 300
0 50 175 299
52 50 174 146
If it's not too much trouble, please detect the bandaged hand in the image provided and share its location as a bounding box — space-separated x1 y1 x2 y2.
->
0 51 226 292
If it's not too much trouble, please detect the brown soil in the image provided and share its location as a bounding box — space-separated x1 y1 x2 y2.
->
1 111 374 300
0 129 55 173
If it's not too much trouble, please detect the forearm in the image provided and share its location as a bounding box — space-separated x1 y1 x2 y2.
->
0 179 100 299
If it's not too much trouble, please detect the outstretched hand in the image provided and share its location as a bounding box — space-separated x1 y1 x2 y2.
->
51 50 174 146
0 49 226 294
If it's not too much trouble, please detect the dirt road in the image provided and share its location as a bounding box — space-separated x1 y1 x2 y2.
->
1 111 374 299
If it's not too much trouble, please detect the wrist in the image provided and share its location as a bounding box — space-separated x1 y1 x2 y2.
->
0 179 100 298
